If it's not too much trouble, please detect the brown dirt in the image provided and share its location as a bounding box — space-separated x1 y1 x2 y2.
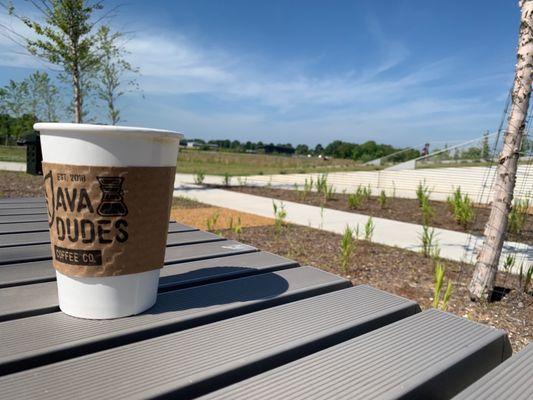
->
228 186 533 245
0 171 43 198
171 206 274 231
222 224 532 352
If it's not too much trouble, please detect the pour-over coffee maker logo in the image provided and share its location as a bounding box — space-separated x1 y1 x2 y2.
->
96 177 128 217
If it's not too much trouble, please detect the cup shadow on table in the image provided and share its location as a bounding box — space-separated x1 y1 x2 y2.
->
146 266 290 314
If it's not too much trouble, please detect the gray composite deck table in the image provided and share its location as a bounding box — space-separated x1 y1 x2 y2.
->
0 197 523 399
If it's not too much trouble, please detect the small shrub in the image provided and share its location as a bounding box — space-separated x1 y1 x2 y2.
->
433 262 453 310
237 176 248 186
223 173 231 186
447 187 475 230
364 217 374 241
378 190 388 209
348 185 369 209
502 255 515 272
194 171 205 185
348 192 364 209
518 264 533 293
299 178 313 201
420 196 433 225
228 216 242 235
273 201 287 234
206 211 220 231
419 224 438 258
416 180 431 206
324 184 336 202
508 198 530 235
340 225 355 275
316 174 328 194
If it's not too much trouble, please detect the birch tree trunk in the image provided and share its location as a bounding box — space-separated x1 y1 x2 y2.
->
469 0 533 300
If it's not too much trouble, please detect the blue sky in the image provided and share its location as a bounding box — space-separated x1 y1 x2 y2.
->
0 0 520 146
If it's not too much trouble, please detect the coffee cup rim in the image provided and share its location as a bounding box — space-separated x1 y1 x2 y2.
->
34 123 184 140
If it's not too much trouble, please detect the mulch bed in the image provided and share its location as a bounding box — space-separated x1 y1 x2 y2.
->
223 224 532 352
227 186 533 246
0 171 43 198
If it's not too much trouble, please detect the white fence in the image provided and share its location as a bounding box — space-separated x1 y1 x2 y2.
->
194 165 533 204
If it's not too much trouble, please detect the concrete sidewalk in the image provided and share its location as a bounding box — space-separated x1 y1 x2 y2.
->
0 161 26 172
174 185 532 273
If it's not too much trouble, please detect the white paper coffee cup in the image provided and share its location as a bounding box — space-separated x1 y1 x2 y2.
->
35 123 183 319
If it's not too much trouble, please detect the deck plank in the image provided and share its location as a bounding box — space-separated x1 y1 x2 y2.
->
453 343 533 400
0 197 45 204
0 266 350 376
0 225 207 248
0 220 192 235
0 240 258 288
0 208 46 216
201 309 512 400
0 229 221 264
0 251 298 321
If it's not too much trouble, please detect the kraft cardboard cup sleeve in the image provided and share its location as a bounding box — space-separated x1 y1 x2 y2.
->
42 163 176 277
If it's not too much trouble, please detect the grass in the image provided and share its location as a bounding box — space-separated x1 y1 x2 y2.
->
176 149 378 176
0 146 26 162
417 159 533 169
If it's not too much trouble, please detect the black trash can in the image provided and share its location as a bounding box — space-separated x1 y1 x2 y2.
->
17 131 43 175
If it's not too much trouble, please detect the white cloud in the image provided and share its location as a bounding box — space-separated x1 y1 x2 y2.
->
0 11 505 146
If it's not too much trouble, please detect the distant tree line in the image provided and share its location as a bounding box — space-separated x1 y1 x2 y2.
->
183 137 420 162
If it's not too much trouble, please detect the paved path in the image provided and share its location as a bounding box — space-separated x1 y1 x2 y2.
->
0 162 25 172
174 184 532 273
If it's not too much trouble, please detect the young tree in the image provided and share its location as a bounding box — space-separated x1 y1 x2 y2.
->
2 79 28 118
25 71 60 121
469 0 533 300
94 26 139 125
3 0 105 122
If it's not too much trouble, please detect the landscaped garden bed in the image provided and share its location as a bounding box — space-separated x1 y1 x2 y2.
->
227 185 533 246
222 224 532 352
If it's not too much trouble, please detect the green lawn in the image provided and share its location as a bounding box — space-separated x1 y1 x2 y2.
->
176 149 378 175
0 146 26 163
0 145 378 175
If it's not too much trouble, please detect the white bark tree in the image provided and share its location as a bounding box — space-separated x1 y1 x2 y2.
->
469 0 533 300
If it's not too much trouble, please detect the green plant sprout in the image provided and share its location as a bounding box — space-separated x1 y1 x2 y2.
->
364 217 374 241
378 190 388 209
433 262 453 310
315 173 328 194
416 180 431 206
194 170 205 185
447 187 475 230
222 173 231 186
419 224 438 258
273 201 287 234
206 211 220 231
508 198 530 235
340 225 355 275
